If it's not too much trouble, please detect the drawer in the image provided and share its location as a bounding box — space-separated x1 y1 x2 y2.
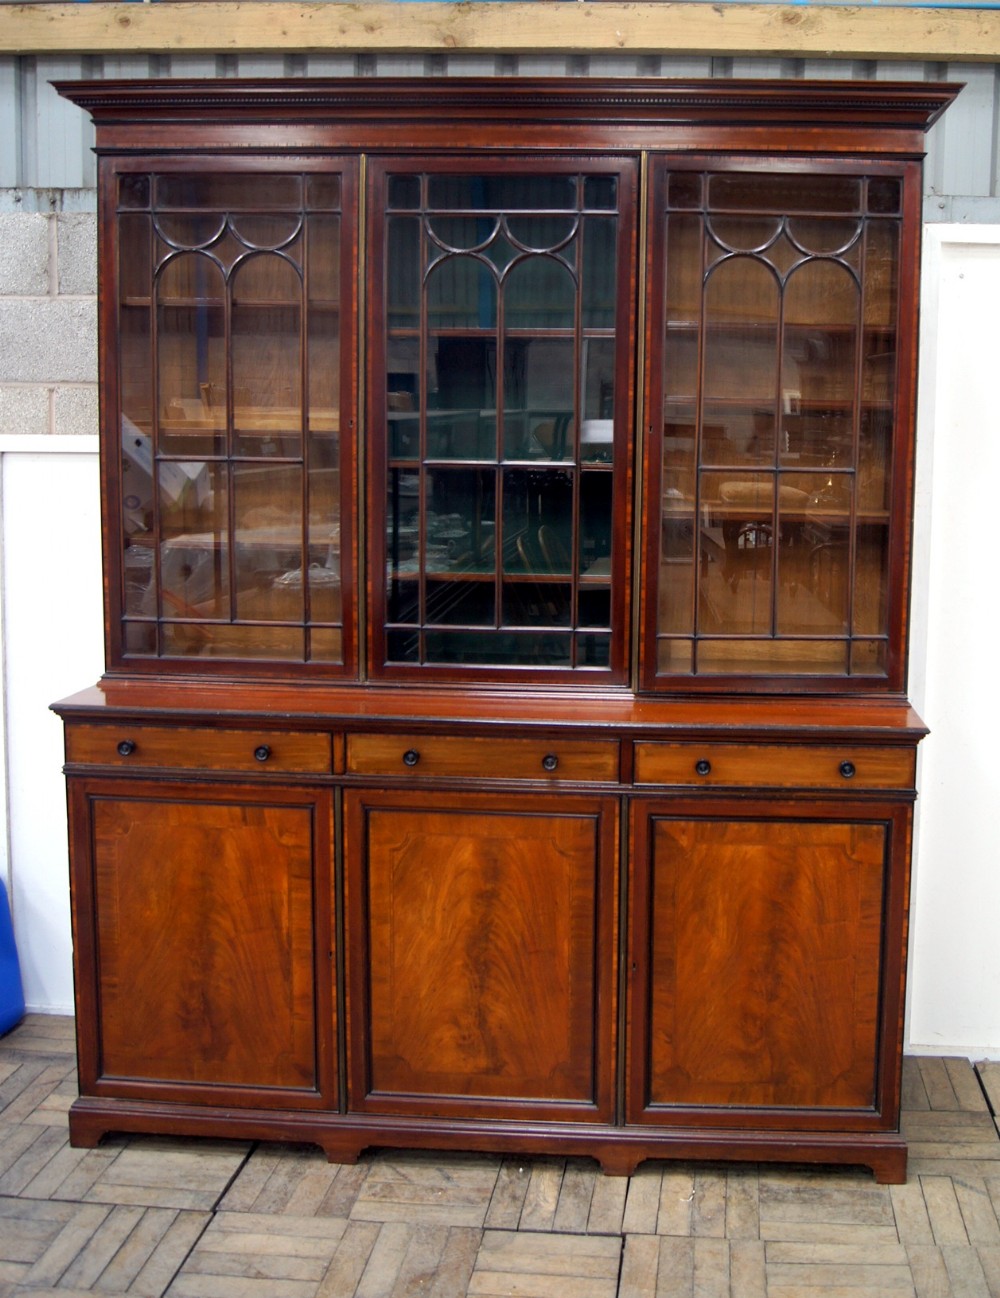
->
65 723 335 776
346 733 620 782
633 742 916 790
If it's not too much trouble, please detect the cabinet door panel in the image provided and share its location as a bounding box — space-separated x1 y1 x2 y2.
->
71 779 334 1104
630 801 901 1119
346 789 617 1121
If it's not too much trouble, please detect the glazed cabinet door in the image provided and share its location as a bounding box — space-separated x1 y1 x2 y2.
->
68 777 336 1108
108 162 358 673
641 157 922 691
345 787 618 1121
367 158 637 683
628 797 911 1128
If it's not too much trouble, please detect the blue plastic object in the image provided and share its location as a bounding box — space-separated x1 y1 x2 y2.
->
0 878 25 1036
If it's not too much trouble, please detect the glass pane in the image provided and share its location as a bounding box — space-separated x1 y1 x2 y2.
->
424 629 572 665
229 213 301 249
305 175 341 209
388 174 420 209
309 628 343 662
786 216 862 258
708 173 861 214
854 524 889 637
425 468 496 582
120 303 153 455
776 471 851 635
506 215 576 254
699 470 774 636
703 258 779 466
159 461 229 622
119 213 152 305
233 463 304 621
667 173 702 209
503 338 574 462
387 216 421 331
697 638 848 675
119 174 150 209
155 174 302 210
867 178 901 215
427 255 496 331
307 215 342 437
427 174 576 211
579 471 611 577
504 255 575 331
502 578 572 628
155 212 227 251
503 467 573 570
123 620 156 655
584 175 616 209
157 254 226 458
232 254 302 458
708 215 782 254
852 638 888 676
429 335 497 460
160 622 304 661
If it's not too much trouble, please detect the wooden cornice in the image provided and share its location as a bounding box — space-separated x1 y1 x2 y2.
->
3 2 1000 64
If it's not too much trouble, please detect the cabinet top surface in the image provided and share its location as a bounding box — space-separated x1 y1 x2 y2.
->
52 680 927 741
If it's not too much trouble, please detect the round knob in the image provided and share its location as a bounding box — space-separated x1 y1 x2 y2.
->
254 745 271 763
402 749 420 767
116 739 135 758
542 753 559 772
839 760 856 779
695 758 712 776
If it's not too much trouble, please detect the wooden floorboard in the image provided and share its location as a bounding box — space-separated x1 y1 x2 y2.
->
2 1017 1000 1296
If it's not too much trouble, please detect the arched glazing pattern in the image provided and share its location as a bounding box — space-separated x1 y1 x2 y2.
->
650 165 903 685
114 169 353 669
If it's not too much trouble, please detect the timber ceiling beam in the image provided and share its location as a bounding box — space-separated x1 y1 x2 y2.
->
1 1 999 63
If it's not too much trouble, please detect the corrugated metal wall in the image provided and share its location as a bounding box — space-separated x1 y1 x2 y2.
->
0 52 996 219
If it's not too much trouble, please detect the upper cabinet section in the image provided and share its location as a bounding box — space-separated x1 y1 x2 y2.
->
58 77 958 691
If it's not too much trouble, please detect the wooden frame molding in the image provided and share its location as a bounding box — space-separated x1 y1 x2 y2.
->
4 2 1000 63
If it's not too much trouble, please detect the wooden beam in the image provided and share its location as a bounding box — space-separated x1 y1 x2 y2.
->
1 2 999 62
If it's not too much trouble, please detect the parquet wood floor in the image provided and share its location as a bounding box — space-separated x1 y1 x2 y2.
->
2 1017 1000 1296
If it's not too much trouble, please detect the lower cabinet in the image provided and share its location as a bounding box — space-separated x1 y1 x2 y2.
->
60 716 917 1182
343 786 619 1123
628 797 911 1132
67 777 337 1109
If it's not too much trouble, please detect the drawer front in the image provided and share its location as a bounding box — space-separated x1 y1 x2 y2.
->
346 733 620 783
633 742 916 790
65 724 334 775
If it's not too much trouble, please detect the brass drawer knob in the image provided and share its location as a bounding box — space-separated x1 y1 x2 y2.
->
542 753 559 772
402 749 421 767
254 745 271 763
695 758 712 776
839 760 856 779
116 739 136 758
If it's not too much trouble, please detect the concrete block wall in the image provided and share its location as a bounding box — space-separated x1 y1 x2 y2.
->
0 197 97 438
